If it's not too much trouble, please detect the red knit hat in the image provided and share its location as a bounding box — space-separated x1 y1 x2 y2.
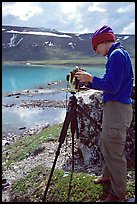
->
92 25 116 50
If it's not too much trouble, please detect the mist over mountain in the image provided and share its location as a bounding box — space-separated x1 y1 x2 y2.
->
2 25 135 61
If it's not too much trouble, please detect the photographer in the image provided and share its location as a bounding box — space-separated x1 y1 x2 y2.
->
75 25 133 202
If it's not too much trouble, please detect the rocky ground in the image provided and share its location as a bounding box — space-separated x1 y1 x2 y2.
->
2 134 103 202
2 132 135 202
2 86 135 202
2 92 102 202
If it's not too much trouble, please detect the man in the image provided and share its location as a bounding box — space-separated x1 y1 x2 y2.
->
75 25 133 202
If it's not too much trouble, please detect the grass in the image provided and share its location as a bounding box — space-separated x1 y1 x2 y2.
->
2 123 63 170
2 56 107 67
3 123 135 202
10 164 135 202
10 165 103 202
27 57 106 66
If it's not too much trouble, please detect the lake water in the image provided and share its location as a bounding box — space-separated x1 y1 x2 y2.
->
2 64 106 137
2 64 105 94
2 64 105 138
3 63 134 138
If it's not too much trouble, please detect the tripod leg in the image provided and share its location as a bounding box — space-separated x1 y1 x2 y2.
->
67 108 78 201
70 107 79 167
58 111 72 144
42 109 74 202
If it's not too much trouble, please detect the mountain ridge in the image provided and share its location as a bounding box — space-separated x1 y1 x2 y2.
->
2 25 135 61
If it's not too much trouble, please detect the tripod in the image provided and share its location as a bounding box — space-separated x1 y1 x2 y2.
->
42 92 102 202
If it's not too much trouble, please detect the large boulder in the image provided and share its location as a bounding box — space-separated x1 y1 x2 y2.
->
76 86 135 167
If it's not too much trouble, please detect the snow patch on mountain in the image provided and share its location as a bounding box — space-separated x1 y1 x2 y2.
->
6 30 72 38
123 36 129 40
68 42 76 49
8 34 23 47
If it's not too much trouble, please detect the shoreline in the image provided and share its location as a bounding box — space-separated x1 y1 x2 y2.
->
2 80 66 139
3 77 135 146
2 59 106 67
2 57 135 68
2 86 98 144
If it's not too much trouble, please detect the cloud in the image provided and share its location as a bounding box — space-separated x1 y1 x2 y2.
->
2 2 135 34
2 2 43 21
120 22 135 34
117 2 135 13
88 2 106 12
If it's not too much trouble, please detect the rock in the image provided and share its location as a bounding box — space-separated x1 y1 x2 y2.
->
77 138 93 165
2 178 11 190
76 89 135 167
19 126 26 130
2 140 10 146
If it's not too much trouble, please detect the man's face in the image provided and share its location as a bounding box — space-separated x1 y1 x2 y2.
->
95 42 108 57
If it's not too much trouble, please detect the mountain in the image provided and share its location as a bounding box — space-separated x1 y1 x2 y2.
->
2 25 135 61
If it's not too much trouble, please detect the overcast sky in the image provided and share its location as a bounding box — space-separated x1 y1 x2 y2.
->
2 2 135 34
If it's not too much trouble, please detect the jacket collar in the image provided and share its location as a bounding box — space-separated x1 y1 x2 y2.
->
107 41 122 58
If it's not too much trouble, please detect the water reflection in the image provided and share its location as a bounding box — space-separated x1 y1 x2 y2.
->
2 83 73 138
2 106 66 135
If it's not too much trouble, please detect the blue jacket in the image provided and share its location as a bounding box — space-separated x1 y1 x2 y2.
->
88 42 133 104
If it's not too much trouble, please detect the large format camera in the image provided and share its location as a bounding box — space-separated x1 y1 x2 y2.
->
66 66 87 92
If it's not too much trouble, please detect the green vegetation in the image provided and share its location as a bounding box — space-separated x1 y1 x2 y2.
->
27 56 106 66
3 56 135 70
10 165 102 202
2 123 63 170
3 56 106 66
3 123 135 202
10 164 135 202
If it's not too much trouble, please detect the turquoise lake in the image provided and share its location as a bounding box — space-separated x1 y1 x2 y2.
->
2 64 106 137
2 64 106 94
2 63 135 137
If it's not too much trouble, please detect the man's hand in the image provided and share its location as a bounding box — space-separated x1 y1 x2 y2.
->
75 68 93 83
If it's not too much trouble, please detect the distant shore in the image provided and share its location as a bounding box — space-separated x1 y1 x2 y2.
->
2 56 135 69
2 57 107 67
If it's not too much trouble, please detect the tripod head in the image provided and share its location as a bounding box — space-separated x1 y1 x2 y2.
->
70 91 77 96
